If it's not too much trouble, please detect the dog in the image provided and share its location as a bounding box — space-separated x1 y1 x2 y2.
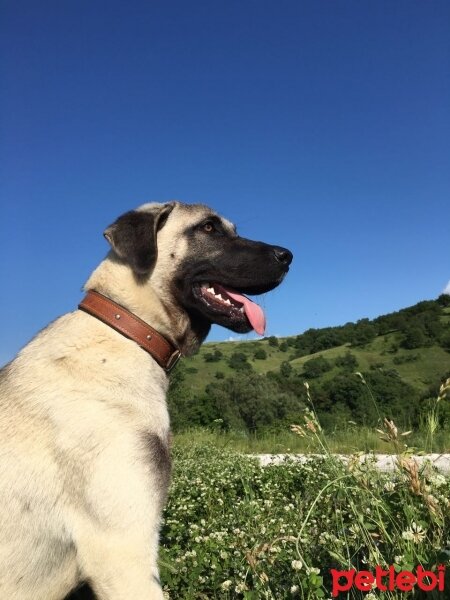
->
0 201 292 599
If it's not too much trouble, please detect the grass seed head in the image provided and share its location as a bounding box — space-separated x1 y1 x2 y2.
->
437 377 450 402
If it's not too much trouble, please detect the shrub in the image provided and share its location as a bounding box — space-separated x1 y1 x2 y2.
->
228 352 252 371
303 356 332 378
335 351 358 371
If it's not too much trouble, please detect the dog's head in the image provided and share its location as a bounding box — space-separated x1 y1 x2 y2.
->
103 201 292 337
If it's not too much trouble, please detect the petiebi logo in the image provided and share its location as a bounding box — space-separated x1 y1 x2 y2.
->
331 565 445 596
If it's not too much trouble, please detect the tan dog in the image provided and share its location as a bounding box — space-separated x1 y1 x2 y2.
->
0 201 292 599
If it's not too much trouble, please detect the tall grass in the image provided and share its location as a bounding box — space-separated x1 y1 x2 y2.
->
174 423 449 455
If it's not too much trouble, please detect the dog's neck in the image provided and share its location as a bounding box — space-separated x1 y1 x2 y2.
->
84 257 210 358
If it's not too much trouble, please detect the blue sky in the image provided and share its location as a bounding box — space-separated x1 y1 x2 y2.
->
1 0 449 365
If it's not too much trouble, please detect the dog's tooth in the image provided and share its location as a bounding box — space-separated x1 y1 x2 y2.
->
216 294 223 301
224 299 231 305
207 287 215 294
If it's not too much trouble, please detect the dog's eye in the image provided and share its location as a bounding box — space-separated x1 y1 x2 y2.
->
202 221 215 233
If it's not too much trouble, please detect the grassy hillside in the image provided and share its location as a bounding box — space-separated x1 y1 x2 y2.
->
169 297 450 439
179 305 450 394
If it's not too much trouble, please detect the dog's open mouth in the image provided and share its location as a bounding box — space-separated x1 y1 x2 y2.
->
193 282 266 335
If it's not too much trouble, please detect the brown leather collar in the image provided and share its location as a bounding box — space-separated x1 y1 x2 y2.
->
78 290 181 372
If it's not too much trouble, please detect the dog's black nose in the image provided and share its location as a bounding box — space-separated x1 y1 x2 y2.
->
273 246 293 266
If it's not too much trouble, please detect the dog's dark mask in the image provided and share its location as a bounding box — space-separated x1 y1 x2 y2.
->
173 215 292 335
104 204 292 336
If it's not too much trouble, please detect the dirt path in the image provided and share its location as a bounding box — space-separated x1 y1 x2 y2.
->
254 453 450 473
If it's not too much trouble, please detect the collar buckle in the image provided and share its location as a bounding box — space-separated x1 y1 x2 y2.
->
165 349 182 372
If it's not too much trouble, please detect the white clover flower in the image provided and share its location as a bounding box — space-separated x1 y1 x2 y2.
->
220 550 228 559
221 580 232 591
431 473 446 487
402 522 427 543
384 481 395 492
290 584 299 593
291 559 303 571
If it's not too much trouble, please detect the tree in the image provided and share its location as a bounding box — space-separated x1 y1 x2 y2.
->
437 293 450 307
204 349 223 362
440 330 450 352
228 352 252 371
268 336 279 347
205 372 302 431
280 361 293 378
254 348 267 360
303 356 332 379
335 351 358 372
351 319 377 346
364 370 419 426
401 326 428 349
167 363 220 430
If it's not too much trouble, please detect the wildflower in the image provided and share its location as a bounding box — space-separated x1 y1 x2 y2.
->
290 585 299 593
402 522 427 543
394 555 404 564
384 481 395 492
221 580 232 591
430 473 446 488
291 559 303 571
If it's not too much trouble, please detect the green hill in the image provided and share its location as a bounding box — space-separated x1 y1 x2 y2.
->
169 296 450 434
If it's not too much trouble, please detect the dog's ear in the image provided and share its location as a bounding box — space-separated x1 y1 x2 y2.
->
103 203 175 275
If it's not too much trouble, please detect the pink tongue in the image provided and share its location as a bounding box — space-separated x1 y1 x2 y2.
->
225 289 266 336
